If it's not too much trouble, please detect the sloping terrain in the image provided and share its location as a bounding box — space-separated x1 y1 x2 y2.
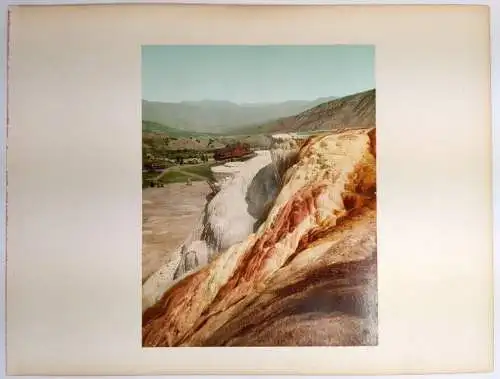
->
235 89 375 135
142 131 272 153
142 97 338 134
142 128 377 347
142 121 220 137
141 90 374 158
142 182 212 284
141 150 276 311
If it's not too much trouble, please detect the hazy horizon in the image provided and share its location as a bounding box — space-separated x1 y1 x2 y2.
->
141 91 371 106
142 45 375 104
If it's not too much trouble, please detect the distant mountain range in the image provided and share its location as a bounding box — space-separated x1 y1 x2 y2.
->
142 96 339 134
142 88 375 137
143 89 376 153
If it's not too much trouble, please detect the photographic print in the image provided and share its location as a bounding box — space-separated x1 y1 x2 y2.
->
5 4 492 375
141 45 377 347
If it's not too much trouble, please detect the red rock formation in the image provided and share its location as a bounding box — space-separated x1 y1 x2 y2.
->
142 127 377 347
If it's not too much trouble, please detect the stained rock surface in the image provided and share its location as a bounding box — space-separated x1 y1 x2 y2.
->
142 127 377 346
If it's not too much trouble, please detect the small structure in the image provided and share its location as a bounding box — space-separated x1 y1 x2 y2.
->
213 142 252 162
184 157 202 165
144 162 166 172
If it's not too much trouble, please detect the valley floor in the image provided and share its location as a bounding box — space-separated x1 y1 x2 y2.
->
142 181 211 283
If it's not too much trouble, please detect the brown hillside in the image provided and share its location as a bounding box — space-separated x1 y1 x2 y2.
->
253 89 375 134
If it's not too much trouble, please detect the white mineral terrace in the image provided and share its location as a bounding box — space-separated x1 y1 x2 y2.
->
143 148 277 311
210 150 270 184
270 133 299 142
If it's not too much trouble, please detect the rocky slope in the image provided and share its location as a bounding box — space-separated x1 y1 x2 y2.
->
142 128 377 347
237 89 375 135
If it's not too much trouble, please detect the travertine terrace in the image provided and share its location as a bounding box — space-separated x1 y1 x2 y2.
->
142 127 377 346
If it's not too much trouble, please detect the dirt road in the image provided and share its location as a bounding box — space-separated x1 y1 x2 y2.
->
154 162 211 181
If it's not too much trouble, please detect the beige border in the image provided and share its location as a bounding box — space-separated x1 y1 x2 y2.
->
6 4 492 375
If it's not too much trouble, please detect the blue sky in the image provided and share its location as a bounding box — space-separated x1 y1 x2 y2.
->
142 45 374 104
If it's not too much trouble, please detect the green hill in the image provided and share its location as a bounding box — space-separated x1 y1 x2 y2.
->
142 121 220 137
